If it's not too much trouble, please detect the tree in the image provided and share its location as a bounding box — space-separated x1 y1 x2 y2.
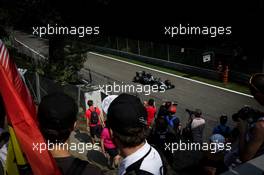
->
1 0 93 84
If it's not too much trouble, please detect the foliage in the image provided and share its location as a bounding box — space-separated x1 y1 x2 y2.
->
43 41 87 85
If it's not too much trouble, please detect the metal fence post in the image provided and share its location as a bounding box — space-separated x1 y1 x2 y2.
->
138 40 140 55
35 72 41 104
76 85 84 109
116 37 119 50
126 38 129 52
89 69 92 83
151 42 153 57
108 37 111 48
167 45 170 61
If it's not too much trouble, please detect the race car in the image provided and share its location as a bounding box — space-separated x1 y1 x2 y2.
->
133 71 175 90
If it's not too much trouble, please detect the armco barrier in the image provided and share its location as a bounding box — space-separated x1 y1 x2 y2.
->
88 45 251 84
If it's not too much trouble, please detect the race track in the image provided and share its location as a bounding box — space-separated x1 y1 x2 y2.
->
84 52 264 138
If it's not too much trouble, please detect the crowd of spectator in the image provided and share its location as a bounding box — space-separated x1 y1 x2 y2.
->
1 73 264 175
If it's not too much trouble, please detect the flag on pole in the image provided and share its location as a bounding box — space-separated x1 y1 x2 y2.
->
0 39 61 175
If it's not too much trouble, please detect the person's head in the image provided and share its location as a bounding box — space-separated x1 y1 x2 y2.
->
87 100 94 107
194 109 202 118
249 73 264 106
165 101 172 109
168 104 177 115
148 99 154 106
107 93 147 148
220 115 228 125
38 92 78 144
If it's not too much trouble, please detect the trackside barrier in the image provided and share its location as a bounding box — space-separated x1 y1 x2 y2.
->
87 45 251 85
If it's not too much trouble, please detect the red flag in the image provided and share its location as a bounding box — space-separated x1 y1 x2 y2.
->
0 39 61 175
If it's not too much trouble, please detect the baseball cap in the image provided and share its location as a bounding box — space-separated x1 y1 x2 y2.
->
210 134 225 143
107 93 147 135
210 134 225 153
38 92 78 130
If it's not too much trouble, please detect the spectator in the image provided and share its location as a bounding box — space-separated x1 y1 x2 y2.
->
237 73 264 162
216 61 223 81
190 109 205 143
145 99 157 127
157 101 173 118
217 61 223 73
100 120 120 169
148 115 176 164
38 93 104 175
202 134 228 175
107 94 164 175
165 104 180 135
85 100 102 143
213 115 230 138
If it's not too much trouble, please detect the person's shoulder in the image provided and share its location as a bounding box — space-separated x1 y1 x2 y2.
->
196 117 205 123
148 106 156 111
55 157 104 175
85 108 91 115
141 146 163 174
82 162 105 175
173 115 179 119
71 157 104 175
95 106 101 113
148 146 163 161
214 125 220 129
101 127 108 135
255 121 264 133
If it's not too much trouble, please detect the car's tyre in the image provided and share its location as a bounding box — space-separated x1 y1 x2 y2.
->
134 76 140 82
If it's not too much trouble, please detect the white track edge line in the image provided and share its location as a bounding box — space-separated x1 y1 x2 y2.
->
14 37 47 59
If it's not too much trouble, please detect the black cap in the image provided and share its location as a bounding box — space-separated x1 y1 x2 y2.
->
107 94 147 135
38 92 78 130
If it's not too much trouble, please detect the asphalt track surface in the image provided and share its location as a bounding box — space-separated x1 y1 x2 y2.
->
13 31 49 58
84 52 264 138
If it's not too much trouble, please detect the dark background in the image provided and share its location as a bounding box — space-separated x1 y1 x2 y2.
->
0 0 263 63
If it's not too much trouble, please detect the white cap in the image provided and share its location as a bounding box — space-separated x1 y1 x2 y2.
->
101 95 118 114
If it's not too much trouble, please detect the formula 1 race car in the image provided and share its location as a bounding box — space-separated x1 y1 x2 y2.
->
133 71 175 90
